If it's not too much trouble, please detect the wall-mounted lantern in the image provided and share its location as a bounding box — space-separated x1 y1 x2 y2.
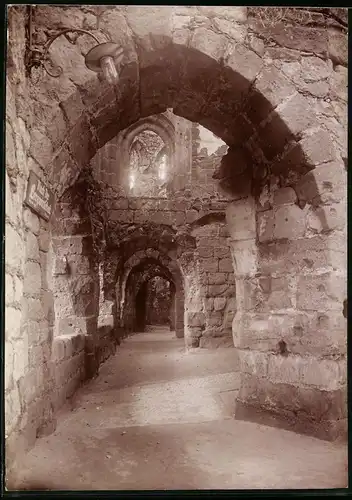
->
25 6 124 84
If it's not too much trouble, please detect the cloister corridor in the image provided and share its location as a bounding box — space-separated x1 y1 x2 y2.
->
7 327 347 491
5 5 348 493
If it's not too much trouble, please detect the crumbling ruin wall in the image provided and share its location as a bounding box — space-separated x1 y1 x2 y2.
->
190 222 236 349
5 5 347 472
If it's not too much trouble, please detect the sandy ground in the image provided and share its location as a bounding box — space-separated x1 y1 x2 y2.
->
6 328 348 491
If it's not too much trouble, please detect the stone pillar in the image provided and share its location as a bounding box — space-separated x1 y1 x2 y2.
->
183 259 205 348
226 184 347 440
175 290 185 338
169 287 176 331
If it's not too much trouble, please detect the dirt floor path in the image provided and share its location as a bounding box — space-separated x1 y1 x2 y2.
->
7 329 348 491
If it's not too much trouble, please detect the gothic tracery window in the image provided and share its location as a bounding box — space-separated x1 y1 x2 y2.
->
128 129 169 197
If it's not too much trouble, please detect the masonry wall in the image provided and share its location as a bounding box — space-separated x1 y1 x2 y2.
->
5 5 348 473
89 112 235 348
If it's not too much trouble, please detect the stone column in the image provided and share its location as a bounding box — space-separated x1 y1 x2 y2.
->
227 180 347 440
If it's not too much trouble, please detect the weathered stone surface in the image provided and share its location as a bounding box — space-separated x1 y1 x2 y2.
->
275 92 315 136
5 386 21 435
226 198 256 241
214 297 227 311
258 233 346 277
268 354 301 386
190 28 227 61
25 232 40 262
328 28 348 67
297 272 346 311
187 312 206 327
329 66 347 103
213 18 247 42
307 202 346 234
299 128 336 166
236 374 346 441
226 44 263 88
23 208 40 235
229 238 257 276
273 187 297 206
273 204 308 240
5 6 349 468
300 358 344 391
300 56 332 83
238 349 268 378
295 161 347 207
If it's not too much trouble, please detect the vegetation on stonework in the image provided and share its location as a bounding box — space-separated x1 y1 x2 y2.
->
248 7 347 32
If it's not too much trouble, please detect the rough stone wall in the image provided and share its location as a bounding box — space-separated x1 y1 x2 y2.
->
5 5 347 470
190 223 236 348
5 6 58 468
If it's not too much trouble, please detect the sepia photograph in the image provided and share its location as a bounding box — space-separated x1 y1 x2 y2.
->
3 4 348 492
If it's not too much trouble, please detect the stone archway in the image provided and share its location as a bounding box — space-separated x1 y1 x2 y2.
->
118 249 185 339
6 6 347 455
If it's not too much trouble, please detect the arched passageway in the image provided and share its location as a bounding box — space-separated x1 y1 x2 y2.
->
5 6 347 487
120 255 184 339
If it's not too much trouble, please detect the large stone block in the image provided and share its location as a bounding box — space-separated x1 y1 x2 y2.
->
257 210 275 242
273 204 308 240
226 44 263 89
25 232 40 262
273 187 297 206
13 276 23 304
226 198 256 241
197 247 213 258
5 224 25 272
5 306 22 341
307 202 346 234
213 246 230 259
5 386 21 435
190 27 227 61
299 128 336 166
199 336 234 349
232 311 278 352
22 297 45 322
258 233 347 277
289 310 346 357
213 18 247 43
199 258 218 273
238 349 268 378
295 161 347 207
18 367 44 407
23 261 42 295
329 65 347 103
229 238 258 276
236 374 347 441
13 335 29 382
328 28 348 67
38 230 50 254
297 272 346 311
218 257 233 272
5 274 14 305
187 312 206 327
214 297 227 312
5 341 14 391
207 284 229 297
300 357 344 391
207 272 227 285
253 65 296 112
198 6 247 22
267 354 301 386
275 92 315 136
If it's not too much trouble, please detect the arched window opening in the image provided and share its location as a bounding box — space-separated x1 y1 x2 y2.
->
128 129 170 197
